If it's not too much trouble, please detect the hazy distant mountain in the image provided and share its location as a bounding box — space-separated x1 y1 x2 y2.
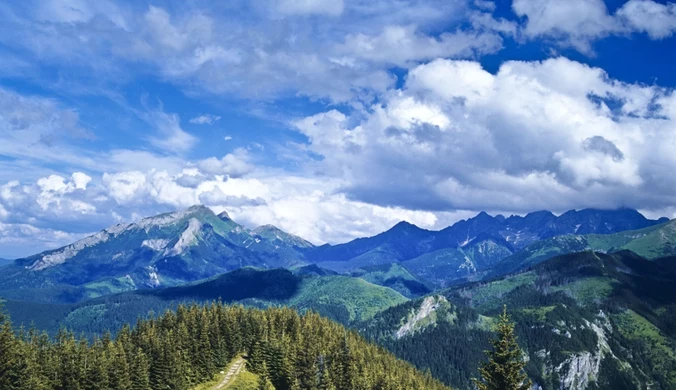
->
0 205 311 303
305 208 667 279
0 258 12 267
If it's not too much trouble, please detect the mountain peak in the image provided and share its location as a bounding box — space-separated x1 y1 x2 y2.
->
137 205 214 230
390 220 421 231
254 224 280 232
218 210 231 220
253 224 314 248
524 210 555 218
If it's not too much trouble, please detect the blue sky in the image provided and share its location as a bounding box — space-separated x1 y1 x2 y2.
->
1 0 676 258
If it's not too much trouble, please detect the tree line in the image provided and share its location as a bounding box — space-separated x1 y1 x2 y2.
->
0 303 451 390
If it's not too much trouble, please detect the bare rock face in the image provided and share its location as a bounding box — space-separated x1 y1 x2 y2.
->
555 351 601 390
395 295 450 339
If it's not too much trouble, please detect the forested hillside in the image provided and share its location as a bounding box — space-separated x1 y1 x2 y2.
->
360 250 676 390
2 267 407 336
0 304 449 390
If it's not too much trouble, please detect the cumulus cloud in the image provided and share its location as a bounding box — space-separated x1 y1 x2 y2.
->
338 25 505 67
0 222 89 259
0 165 466 258
197 149 252 178
617 0 676 39
2 0 676 260
290 57 676 213
513 0 676 53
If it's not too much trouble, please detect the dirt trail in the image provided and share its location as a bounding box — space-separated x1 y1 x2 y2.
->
214 357 245 389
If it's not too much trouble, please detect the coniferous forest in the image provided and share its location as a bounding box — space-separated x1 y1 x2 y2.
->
0 303 450 390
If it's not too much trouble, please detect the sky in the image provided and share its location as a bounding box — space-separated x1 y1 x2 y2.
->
1 0 676 258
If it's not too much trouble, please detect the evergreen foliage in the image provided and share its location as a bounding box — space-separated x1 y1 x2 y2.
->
0 303 449 390
473 306 531 390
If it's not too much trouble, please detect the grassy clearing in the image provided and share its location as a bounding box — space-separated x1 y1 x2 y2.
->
551 278 615 306
614 309 676 388
465 272 537 311
621 221 676 259
227 371 260 390
519 305 556 321
289 276 408 323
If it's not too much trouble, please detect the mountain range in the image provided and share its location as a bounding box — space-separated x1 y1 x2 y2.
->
2 205 676 390
0 205 672 304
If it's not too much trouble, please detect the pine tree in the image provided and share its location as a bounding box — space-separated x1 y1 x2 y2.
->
472 306 531 390
130 348 151 390
107 340 132 390
317 354 336 390
257 361 275 390
0 310 28 390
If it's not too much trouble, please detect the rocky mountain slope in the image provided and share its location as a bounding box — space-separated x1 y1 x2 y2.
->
359 250 676 390
0 206 311 303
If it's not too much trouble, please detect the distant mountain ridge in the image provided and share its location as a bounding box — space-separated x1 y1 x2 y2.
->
304 208 669 286
0 205 670 304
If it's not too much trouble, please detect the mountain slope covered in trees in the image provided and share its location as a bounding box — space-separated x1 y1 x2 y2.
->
2 267 407 335
0 304 450 390
360 250 676 390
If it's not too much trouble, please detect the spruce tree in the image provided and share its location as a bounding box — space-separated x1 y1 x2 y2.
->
257 361 275 390
473 306 531 390
130 348 151 390
0 310 28 390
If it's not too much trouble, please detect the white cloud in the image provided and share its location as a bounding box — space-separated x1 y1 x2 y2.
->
189 114 221 125
0 222 89 259
289 57 676 213
273 0 344 16
338 25 505 67
145 110 197 154
513 0 676 53
197 149 252 177
0 1 508 103
224 136 233 141
617 0 676 39
35 0 129 28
